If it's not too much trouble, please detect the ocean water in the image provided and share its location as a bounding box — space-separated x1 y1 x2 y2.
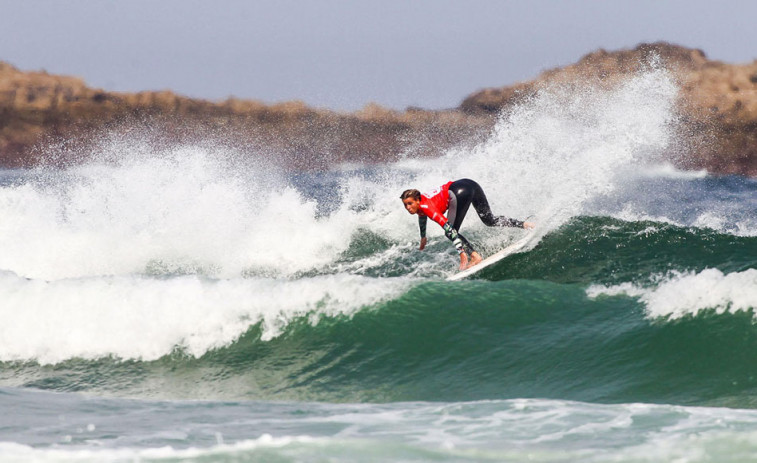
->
1 68 757 462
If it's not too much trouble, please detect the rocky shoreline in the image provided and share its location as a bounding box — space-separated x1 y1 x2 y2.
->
1 42 756 176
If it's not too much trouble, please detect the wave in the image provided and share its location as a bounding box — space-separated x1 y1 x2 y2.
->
462 216 757 285
2 216 753 363
2 218 756 407
0 217 757 405
589 268 757 319
4 275 757 407
0 271 410 364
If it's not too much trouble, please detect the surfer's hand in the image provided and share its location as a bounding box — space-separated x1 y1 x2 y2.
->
459 252 469 270
523 221 535 230
419 237 427 250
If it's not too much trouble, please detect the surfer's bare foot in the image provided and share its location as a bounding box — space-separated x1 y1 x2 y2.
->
458 252 469 270
468 252 483 267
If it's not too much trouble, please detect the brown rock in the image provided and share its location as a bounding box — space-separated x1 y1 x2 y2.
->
0 61 491 169
2 43 757 176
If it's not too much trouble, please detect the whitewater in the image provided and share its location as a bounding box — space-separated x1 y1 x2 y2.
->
1 67 757 462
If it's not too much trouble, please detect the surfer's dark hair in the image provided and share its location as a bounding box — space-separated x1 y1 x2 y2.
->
400 189 421 201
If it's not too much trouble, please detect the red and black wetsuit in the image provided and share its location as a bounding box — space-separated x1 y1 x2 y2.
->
418 178 524 254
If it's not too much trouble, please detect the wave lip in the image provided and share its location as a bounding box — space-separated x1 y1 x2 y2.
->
587 268 757 319
0 271 410 364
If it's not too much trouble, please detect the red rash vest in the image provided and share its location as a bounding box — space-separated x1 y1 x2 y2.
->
419 181 453 227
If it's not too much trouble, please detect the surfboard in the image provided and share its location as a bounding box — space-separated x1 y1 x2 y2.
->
446 232 535 281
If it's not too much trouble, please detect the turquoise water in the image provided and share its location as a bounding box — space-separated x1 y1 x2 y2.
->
2 70 757 461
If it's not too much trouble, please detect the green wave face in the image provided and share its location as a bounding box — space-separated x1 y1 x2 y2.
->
486 216 757 285
5 217 757 407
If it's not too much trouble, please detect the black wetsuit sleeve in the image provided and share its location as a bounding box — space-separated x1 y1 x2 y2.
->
418 215 428 238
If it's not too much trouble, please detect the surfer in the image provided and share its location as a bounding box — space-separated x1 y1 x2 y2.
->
400 179 534 270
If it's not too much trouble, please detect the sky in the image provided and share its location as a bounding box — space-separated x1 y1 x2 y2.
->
1 0 756 111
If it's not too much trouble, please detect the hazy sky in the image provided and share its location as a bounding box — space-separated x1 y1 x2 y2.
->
1 0 756 111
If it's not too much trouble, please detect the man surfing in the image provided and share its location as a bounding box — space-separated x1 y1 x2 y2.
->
400 179 534 270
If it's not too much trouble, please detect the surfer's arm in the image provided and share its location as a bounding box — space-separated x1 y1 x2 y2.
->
442 223 474 255
422 203 475 257
418 215 428 250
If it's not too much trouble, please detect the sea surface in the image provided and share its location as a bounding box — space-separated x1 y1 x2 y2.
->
1 69 757 462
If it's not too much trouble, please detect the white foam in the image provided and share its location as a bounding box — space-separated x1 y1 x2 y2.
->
0 271 410 364
0 435 321 463
0 147 368 280
587 268 757 319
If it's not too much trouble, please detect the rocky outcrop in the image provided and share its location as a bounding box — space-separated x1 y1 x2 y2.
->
0 62 491 169
2 42 757 176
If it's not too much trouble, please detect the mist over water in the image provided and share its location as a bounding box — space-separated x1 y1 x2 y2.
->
2 68 757 461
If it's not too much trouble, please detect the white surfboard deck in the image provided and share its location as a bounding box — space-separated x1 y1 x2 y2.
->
446 232 535 281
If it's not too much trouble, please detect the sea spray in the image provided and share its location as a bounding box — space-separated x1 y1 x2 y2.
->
329 66 682 270
386 66 680 260
600 173 757 236
455 66 677 227
0 146 366 280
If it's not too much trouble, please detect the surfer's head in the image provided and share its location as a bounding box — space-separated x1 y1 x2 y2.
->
400 189 422 214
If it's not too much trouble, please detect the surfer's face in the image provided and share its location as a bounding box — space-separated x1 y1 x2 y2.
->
402 197 420 215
